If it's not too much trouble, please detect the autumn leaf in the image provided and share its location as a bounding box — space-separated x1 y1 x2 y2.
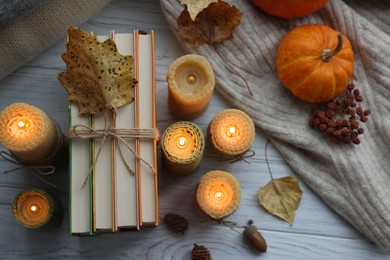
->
178 0 243 47
58 27 137 115
180 0 214 21
258 176 302 224
257 140 303 224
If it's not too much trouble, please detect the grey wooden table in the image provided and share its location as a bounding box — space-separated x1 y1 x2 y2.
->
0 0 389 259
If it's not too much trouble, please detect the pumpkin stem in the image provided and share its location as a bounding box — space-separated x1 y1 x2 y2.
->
321 34 343 62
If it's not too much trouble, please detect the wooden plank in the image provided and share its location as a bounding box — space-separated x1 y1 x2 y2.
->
0 0 388 259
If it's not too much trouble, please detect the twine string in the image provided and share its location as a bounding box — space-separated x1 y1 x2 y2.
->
68 110 159 189
220 219 242 235
0 151 56 187
218 149 256 164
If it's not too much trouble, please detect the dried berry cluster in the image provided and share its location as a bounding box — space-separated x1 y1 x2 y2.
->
309 83 371 145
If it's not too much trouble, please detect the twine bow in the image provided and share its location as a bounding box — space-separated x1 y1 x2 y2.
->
68 111 159 188
218 149 256 164
0 151 56 187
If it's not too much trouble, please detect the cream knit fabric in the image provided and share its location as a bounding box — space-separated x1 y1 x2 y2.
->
160 0 390 249
0 0 112 80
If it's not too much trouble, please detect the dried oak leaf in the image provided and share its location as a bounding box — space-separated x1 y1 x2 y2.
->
180 0 215 21
58 27 137 115
258 176 302 225
178 0 243 47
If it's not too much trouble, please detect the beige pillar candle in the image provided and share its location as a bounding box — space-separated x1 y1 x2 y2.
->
0 103 60 162
208 109 255 158
167 54 215 119
161 121 205 175
196 170 241 219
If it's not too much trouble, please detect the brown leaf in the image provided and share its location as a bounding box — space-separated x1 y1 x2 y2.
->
180 0 215 21
178 0 243 47
258 176 303 224
58 27 137 115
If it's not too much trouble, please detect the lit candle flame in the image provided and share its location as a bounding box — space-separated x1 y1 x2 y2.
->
30 204 38 213
177 137 187 149
214 190 225 200
227 125 236 137
17 120 29 131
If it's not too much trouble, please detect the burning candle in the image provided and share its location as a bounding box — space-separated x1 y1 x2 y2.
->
12 188 63 230
0 103 64 163
208 109 255 158
167 54 215 119
196 170 241 219
161 121 205 175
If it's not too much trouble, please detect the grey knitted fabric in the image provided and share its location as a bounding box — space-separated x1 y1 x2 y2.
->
0 0 112 80
160 0 390 249
0 0 48 27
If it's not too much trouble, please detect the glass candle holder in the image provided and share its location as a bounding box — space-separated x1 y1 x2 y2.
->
12 188 63 231
161 121 205 175
167 54 215 119
0 103 66 165
208 109 255 158
196 170 241 219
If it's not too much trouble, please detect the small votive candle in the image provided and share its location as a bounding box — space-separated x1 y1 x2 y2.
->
167 54 215 119
196 170 241 219
0 103 63 163
12 188 63 230
208 109 255 158
161 121 205 175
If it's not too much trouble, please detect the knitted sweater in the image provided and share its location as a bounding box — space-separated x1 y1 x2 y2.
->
160 0 390 249
0 0 112 80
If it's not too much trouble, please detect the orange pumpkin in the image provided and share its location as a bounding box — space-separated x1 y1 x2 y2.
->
252 0 330 19
276 24 354 103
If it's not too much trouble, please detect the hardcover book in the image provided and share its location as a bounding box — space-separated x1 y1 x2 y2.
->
68 30 158 235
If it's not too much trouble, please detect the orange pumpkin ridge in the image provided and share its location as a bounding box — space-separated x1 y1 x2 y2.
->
276 24 354 103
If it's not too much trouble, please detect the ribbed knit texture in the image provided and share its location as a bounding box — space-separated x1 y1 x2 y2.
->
0 0 112 80
0 0 47 27
160 0 390 249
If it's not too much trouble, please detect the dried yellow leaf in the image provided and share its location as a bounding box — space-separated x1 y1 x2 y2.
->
258 176 302 224
180 0 215 20
58 27 137 115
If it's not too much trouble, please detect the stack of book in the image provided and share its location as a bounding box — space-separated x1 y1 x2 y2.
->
68 30 158 235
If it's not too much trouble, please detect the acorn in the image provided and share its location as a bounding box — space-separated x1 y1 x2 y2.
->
243 219 267 252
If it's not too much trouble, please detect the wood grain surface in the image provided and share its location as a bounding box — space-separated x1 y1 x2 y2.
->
0 0 389 259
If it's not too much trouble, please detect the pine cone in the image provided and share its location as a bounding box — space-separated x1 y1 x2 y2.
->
163 212 189 234
192 244 211 260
